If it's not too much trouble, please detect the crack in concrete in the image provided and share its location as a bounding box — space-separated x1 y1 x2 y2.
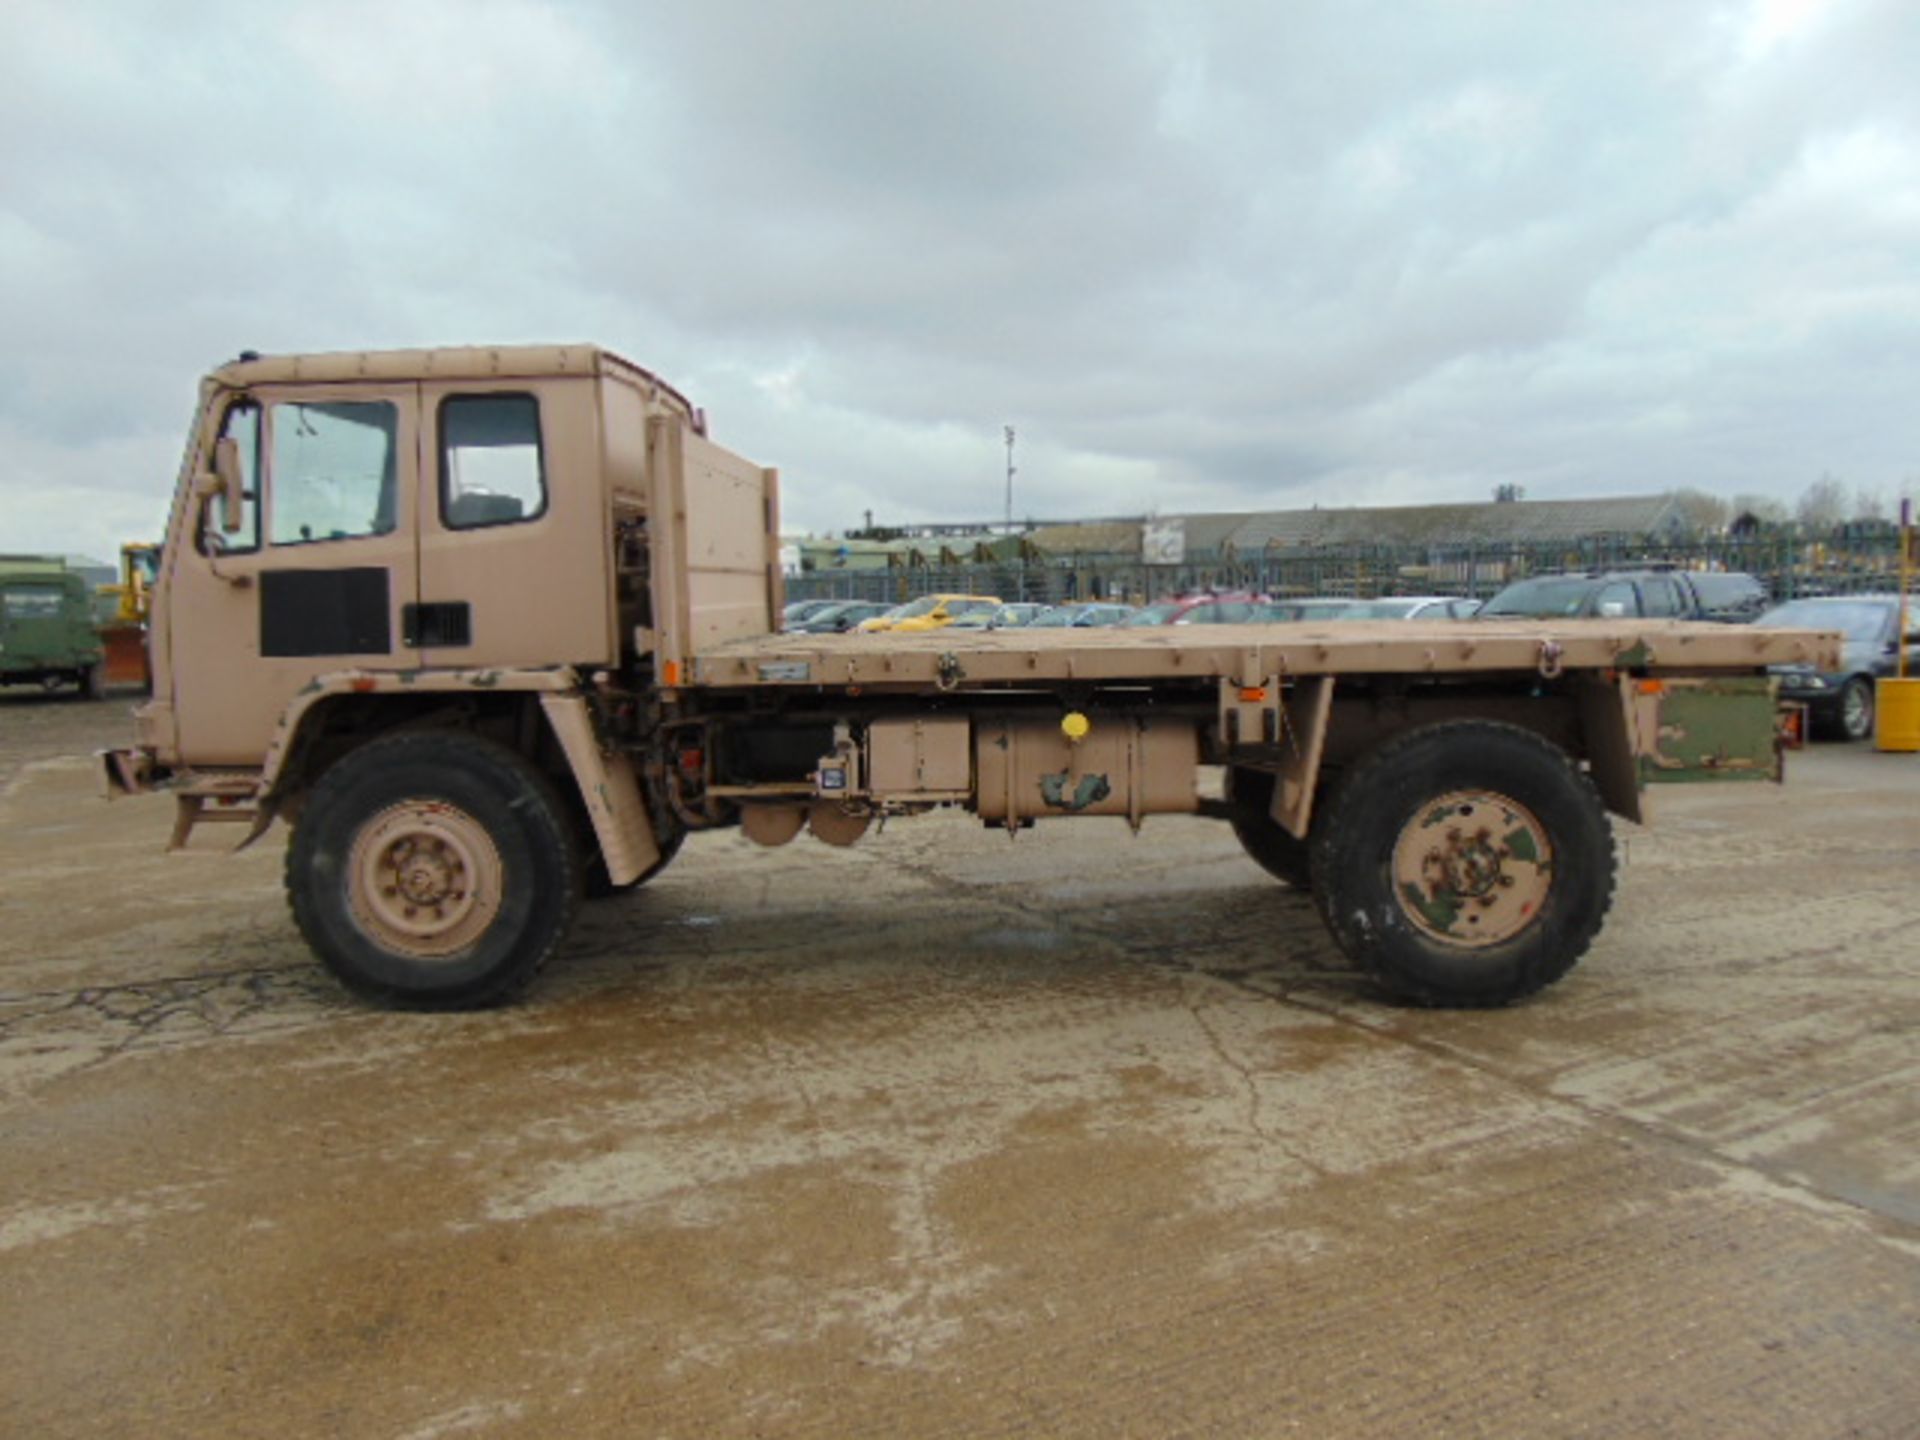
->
872 834 1920 1253
1238 982 1920 1255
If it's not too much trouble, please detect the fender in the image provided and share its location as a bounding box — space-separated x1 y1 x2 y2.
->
258 667 660 882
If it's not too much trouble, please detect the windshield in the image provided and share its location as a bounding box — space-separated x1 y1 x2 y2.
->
1758 600 1891 643
1121 603 1181 626
1481 577 1600 617
1 585 65 618
890 597 943 619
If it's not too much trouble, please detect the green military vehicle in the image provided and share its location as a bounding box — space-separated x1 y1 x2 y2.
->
0 558 107 699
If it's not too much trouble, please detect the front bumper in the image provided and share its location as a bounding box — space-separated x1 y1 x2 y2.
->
98 746 164 800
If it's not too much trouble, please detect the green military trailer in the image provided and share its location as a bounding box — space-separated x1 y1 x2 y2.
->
0 558 108 700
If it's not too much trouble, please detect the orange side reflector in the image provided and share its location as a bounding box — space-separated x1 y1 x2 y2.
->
1777 704 1807 750
350 678 377 693
663 660 682 687
1239 686 1268 703
1636 679 1666 696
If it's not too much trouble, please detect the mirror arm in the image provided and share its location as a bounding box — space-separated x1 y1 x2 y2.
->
193 474 252 587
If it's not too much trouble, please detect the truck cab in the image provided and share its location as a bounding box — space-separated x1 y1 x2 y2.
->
131 345 777 773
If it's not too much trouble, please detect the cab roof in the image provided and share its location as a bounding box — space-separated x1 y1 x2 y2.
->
208 344 705 432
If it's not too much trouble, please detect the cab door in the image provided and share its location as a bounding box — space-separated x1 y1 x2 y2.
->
165 385 421 766
413 377 611 670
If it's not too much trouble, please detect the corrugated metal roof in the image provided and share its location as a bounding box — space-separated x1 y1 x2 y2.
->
1223 495 1686 552
1028 522 1143 556
1026 496 1691 560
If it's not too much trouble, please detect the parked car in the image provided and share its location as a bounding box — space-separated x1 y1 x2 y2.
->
857 593 1004 633
1479 568 1767 623
789 600 895 634
1349 595 1481 620
947 603 1050 630
1263 598 1376 621
1120 592 1269 626
781 599 844 629
1687 572 1773 623
1027 603 1136 628
1761 594 1920 741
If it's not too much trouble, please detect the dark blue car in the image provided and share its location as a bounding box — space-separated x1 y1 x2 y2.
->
1763 594 1920 741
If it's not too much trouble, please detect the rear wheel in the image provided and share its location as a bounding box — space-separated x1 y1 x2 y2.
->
288 731 582 1008
1225 766 1313 889
1310 721 1614 1007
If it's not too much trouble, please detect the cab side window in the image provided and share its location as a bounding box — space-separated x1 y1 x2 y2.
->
269 401 399 545
441 394 546 529
199 401 261 555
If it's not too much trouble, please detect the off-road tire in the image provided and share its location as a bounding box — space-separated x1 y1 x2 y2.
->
1226 766 1313 889
287 731 583 1008
82 664 107 701
1309 721 1614 1008
584 823 686 900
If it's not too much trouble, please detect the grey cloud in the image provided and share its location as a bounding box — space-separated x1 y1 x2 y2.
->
2 0 1918 561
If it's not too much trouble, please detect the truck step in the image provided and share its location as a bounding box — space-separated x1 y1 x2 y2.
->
169 794 276 852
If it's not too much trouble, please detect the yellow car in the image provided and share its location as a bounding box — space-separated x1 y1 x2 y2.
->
857 594 1005 633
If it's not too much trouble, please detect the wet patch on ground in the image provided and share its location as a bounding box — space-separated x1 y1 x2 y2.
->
2 713 1917 1437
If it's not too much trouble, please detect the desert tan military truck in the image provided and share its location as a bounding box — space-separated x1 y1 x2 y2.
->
103 345 1838 1010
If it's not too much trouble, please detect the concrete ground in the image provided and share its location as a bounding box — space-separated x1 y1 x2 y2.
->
2 688 1917 1439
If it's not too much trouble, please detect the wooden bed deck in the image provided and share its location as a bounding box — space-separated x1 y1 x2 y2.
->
689 619 1839 692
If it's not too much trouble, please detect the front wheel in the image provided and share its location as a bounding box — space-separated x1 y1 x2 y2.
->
1310 722 1615 1008
287 731 583 1008
82 664 107 701
1835 676 1875 742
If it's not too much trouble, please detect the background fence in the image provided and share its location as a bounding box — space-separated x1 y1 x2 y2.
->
787 532 1910 608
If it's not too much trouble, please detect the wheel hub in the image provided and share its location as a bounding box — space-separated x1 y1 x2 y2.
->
347 801 503 959
1391 791 1553 948
1844 682 1871 734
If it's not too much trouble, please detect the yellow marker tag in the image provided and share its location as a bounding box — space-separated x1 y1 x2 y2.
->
1061 711 1091 743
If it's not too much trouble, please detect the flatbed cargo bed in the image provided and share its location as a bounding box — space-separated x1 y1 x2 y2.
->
690 618 1835 691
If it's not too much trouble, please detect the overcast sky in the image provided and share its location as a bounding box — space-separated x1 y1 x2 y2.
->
4 0 1917 562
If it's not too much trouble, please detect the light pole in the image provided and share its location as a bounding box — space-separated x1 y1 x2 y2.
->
1003 425 1016 536
1004 425 1025 600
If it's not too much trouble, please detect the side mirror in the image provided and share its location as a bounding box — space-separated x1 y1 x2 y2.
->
213 436 244 532
198 437 245 534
